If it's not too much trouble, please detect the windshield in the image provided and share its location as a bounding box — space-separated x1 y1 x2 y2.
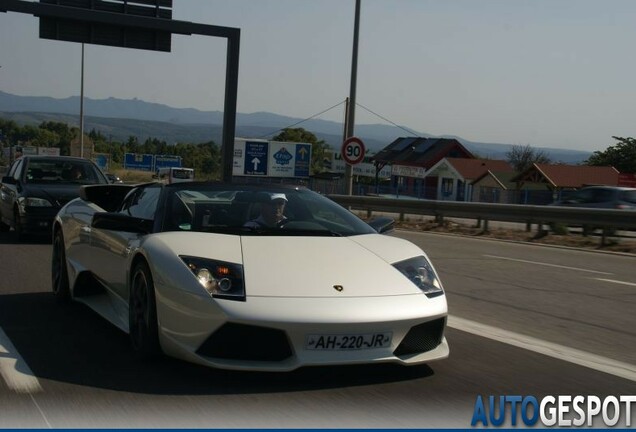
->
161 184 376 237
24 159 107 185
621 190 636 204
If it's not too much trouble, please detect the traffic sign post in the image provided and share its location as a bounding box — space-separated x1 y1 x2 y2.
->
341 136 365 166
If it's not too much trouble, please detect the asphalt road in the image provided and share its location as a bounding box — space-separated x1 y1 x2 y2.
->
0 229 635 428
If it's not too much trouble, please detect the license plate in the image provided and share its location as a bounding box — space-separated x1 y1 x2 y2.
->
305 332 392 350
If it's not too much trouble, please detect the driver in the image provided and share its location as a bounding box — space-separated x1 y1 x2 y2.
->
244 193 288 228
70 165 84 180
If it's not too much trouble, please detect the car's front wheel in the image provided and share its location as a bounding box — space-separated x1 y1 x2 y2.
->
129 261 161 361
51 229 70 302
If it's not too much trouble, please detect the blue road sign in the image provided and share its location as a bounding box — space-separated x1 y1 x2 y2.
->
154 155 182 171
94 154 109 170
244 141 268 176
124 153 154 171
294 144 311 178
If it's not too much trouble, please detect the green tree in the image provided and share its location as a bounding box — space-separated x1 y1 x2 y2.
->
32 128 60 147
126 136 140 154
40 121 75 155
506 144 551 172
585 136 636 173
88 128 108 144
271 127 330 174
167 141 220 179
110 143 125 164
14 124 40 143
195 142 221 178
0 119 20 145
142 137 166 155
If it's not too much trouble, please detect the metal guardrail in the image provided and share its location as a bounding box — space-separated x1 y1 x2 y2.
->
328 194 636 235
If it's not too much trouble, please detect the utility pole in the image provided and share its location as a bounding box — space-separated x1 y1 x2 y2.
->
80 43 85 158
345 0 361 195
342 97 350 147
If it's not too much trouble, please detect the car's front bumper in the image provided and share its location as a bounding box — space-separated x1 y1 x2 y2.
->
155 285 449 371
17 207 60 235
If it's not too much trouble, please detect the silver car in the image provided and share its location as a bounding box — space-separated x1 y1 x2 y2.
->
553 186 636 210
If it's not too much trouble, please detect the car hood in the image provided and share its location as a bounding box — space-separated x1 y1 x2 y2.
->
148 232 431 299
23 183 82 207
240 234 425 298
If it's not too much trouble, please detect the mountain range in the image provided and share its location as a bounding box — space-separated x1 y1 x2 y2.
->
0 90 592 163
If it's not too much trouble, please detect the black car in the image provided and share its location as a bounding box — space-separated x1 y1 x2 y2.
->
0 156 108 240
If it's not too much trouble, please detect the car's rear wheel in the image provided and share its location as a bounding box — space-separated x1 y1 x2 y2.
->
51 229 70 302
129 261 161 361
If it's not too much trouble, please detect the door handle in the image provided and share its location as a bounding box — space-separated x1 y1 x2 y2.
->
81 225 91 233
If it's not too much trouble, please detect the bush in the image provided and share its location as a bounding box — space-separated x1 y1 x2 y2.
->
550 222 569 235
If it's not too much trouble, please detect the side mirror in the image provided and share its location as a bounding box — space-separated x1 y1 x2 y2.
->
368 216 395 234
1 176 15 185
92 212 153 234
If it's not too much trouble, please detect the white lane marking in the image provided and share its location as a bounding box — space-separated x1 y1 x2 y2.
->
29 393 53 429
483 255 613 275
0 327 43 393
448 315 636 383
594 278 636 287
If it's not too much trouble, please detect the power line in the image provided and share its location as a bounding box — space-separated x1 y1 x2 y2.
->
256 99 347 138
356 102 422 137
252 99 421 141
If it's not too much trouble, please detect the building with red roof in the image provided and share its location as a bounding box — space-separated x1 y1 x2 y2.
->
424 157 514 200
372 137 474 198
511 163 620 204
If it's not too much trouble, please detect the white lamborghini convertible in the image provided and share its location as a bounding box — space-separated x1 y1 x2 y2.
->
52 182 448 371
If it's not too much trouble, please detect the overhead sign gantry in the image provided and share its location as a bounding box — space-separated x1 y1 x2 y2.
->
0 0 240 182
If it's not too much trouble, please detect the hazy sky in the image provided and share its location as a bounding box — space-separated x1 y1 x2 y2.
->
1 0 635 151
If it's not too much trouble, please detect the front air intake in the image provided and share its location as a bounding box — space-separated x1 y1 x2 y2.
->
393 317 446 357
196 323 293 361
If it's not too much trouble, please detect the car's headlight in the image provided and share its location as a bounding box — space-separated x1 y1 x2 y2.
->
393 256 444 298
180 256 245 301
17 197 53 212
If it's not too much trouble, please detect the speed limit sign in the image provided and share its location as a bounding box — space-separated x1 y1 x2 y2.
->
341 136 366 165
